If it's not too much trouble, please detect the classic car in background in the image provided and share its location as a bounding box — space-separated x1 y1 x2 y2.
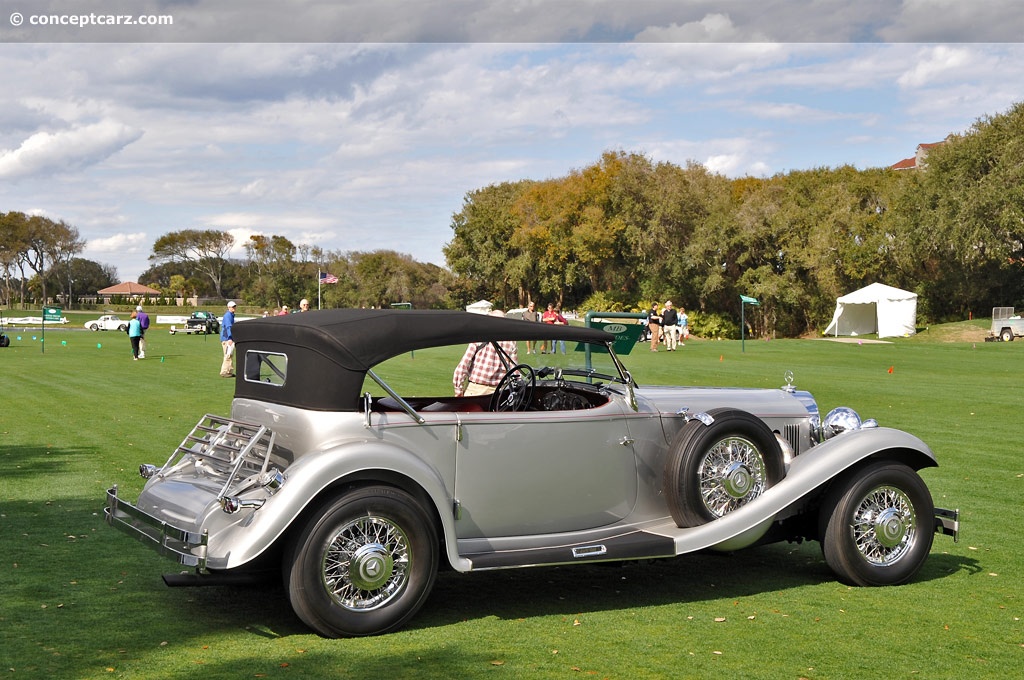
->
169 310 221 335
84 314 128 332
106 309 958 637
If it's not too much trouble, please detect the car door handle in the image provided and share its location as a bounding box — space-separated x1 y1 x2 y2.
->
619 436 635 446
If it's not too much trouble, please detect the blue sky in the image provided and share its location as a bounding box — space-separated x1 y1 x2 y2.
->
1 2 1023 284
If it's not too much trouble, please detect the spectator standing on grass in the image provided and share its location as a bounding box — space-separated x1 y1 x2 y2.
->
220 301 237 378
648 303 662 351
541 303 560 353
679 307 689 344
522 301 539 354
135 305 150 358
127 311 143 361
661 300 679 351
554 306 568 354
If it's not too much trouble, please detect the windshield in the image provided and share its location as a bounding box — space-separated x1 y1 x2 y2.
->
362 339 629 399
514 340 627 384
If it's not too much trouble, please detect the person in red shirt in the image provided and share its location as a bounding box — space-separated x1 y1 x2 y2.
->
540 303 565 353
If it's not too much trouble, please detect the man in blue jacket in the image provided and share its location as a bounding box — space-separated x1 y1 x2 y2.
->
220 301 236 377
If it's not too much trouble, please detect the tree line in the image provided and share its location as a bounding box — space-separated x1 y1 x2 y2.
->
0 212 118 308
4 101 1023 335
447 101 1024 336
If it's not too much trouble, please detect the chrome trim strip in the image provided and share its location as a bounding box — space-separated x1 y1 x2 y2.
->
571 544 608 558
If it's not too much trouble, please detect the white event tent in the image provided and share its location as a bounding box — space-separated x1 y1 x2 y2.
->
465 300 493 314
823 283 918 338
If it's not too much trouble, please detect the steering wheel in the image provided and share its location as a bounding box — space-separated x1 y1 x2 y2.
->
489 364 536 412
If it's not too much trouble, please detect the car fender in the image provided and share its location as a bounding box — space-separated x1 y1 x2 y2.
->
201 439 466 572
654 426 937 554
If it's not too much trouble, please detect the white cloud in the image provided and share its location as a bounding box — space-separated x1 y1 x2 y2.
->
0 120 142 180
897 46 974 88
85 232 148 254
634 13 768 42
2 41 1023 283
880 0 1024 41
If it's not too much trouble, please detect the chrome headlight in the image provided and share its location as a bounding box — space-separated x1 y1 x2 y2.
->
822 406 862 439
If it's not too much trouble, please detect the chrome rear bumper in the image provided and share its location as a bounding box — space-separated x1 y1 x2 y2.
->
105 485 208 569
934 507 959 543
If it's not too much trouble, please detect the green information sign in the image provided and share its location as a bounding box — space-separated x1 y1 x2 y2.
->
740 295 759 352
589 320 645 355
43 307 62 322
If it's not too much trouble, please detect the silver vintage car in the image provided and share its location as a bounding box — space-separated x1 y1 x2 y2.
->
105 309 958 637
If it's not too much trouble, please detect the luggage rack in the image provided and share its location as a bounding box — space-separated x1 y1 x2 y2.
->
156 414 279 499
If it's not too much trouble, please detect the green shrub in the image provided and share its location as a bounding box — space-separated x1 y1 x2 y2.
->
579 291 631 313
690 310 739 339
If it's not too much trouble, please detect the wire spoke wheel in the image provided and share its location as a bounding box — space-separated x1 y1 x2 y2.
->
820 462 934 587
323 515 411 611
665 408 784 528
848 485 916 566
698 436 768 518
285 486 438 637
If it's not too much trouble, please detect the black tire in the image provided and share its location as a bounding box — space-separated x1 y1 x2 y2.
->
89 323 99 331
118 324 127 332
1000 328 1014 342
819 461 935 587
665 408 784 528
283 486 438 637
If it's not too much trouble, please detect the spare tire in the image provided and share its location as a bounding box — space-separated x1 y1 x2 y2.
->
665 408 784 528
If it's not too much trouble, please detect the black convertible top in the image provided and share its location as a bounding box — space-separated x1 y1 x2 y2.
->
232 309 613 410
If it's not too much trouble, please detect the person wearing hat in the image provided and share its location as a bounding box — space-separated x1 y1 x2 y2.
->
135 305 150 358
220 301 237 377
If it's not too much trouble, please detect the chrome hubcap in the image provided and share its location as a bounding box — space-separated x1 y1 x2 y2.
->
698 436 767 517
873 508 908 549
721 461 753 499
850 485 916 566
322 515 410 611
349 543 394 591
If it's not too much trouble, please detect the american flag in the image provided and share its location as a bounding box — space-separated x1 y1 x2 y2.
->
319 271 339 284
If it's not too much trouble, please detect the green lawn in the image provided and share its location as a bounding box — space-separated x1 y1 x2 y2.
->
1 317 1020 679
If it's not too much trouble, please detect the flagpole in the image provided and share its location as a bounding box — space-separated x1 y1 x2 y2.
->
317 270 322 310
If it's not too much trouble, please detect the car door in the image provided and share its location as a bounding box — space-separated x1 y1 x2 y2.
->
452 397 639 539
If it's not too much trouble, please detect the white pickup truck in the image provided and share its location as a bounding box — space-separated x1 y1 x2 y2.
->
990 307 1024 342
